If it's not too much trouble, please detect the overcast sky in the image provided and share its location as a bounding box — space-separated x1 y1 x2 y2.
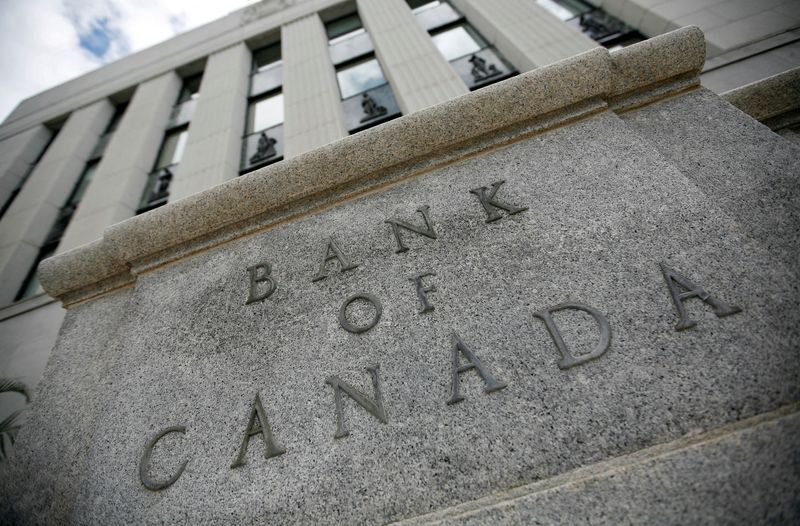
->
0 0 256 123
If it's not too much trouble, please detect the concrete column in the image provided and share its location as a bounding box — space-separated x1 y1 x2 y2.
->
358 0 468 114
0 100 113 304
60 72 181 250
170 44 250 201
452 0 598 71
0 126 53 213
282 14 348 158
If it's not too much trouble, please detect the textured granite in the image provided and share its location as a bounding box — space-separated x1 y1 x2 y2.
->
722 66 800 123
607 26 704 100
5 109 798 523
0 289 134 523
621 86 800 274
39 45 612 301
399 406 800 525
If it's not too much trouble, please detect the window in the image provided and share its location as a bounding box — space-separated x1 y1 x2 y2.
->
0 128 59 220
409 1 517 90
15 99 130 301
536 0 646 49
241 42 284 174
88 102 127 162
138 75 202 214
167 73 202 129
326 13 401 134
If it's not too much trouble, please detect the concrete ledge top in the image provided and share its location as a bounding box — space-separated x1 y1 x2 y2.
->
608 26 705 99
38 27 704 304
722 66 800 122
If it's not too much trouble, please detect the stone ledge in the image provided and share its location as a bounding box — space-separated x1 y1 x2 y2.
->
38 27 705 304
607 25 705 112
722 66 800 125
395 403 800 525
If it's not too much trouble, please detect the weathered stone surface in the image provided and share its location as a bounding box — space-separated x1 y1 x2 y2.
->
620 86 800 273
0 289 133 523
4 27 798 524
722 66 800 123
399 406 800 525
5 108 797 523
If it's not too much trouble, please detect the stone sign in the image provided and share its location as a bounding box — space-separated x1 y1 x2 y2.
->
1 28 798 524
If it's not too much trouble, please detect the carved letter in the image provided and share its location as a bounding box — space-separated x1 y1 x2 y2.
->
533 302 611 369
139 426 189 491
660 262 742 331
469 180 528 223
231 394 285 469
448 332 507 405
410 271 437 314
385 205 438 253
338 293 383 334
312 236 359 282
246 262 276 304
326 365 388 438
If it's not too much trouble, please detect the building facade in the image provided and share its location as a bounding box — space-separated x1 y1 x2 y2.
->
0 0 798 521
0 0 798 476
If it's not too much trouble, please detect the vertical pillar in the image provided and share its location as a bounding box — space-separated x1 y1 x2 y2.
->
452 0 598 71
59 72 181 250
357 0 468 114
282 14 348 158
170 43 250 201
0 100 113 304
0 126 53 213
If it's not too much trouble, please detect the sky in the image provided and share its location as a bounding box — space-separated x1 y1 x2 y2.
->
0 0 257 123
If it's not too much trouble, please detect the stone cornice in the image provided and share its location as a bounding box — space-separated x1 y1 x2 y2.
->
38 27 706 307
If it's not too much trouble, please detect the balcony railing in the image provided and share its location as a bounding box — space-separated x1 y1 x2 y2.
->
138 164 176 213
449 47 516 90
342 84 401 133
241 124 284 173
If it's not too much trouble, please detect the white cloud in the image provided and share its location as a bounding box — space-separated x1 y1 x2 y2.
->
0 0 254 123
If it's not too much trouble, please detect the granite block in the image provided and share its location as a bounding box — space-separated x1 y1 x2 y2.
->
620 86 800 273
0 289 134 523
400 406 800 525
8 110 796 523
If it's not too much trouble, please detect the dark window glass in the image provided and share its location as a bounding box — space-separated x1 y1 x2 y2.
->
253 43 281 73
431 24 486 61
15 242 56 301
250 64 284 98
105 103 128 134
65 161 99 210
241 124 285 173
538 0 647 48
329 31 374 66
327 12 402 134
413 1 517 91
326 13 364 40
536 0 593 20
409 0 462 31
242 42 284 173
154 127 189 170
449 48 516 90
0 128 59 220
176 73 203 104
342 84 401 133
90 103 128 161
336 58 388 99
247 93 284 134
138 165 175 213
